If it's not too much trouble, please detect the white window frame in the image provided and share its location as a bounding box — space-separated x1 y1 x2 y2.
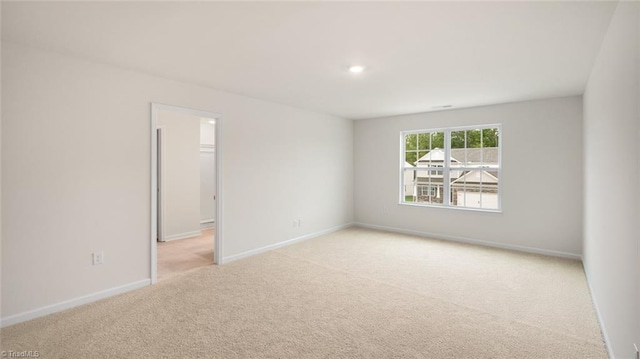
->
399 124 502 212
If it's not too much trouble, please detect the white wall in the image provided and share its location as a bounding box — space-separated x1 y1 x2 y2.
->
200 122 216 224
354 96 584 256
199 151 215 224
583 2 640 358
157 111 201 240
1 42 354 320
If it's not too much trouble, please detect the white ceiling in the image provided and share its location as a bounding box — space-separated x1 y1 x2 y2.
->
2 2 617 119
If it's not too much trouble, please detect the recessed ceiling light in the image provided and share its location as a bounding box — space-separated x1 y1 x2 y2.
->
208 120 216 124
348 65 365 73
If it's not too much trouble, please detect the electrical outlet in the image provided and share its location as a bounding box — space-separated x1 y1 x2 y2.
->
293 220 298 227
92 251 104 266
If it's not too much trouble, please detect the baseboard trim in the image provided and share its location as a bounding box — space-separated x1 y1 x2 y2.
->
200 223 215 229
200 219 215 230
582 261 616 359
161 230 202 242
1 279 150 328
354 222 582 260
222 222 354 264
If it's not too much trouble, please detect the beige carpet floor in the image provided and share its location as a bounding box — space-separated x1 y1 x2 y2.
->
1 227 607 358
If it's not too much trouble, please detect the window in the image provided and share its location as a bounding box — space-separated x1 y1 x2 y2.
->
420 185 438 198
401 125 501 211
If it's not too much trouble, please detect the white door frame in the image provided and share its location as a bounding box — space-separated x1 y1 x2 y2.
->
150 103 223 284
156 126 166 242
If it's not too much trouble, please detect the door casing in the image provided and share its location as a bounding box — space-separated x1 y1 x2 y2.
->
150 103 223 283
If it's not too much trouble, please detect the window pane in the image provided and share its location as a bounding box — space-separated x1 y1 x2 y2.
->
451 169 471 207
417 133 430 150
451 130 466 149
415 151 428 165
405 134 417 151
402 169 417 202
479 148 499 167
405 151 417 164
451 185 468 207
480 185 499 210
482 128 499 148
415 169 443 205
450 130 466 167
416 184 443 205
430 132 444 149
466 129 482 148
450 170 499 209
449 164 464 182
480 127 499 166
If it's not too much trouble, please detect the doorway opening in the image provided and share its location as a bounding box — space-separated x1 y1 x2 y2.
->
151 104 222 283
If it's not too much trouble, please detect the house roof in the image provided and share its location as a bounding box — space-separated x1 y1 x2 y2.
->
451 170 499 184
416 148 459 164
450 148 499 164
416 147 499 165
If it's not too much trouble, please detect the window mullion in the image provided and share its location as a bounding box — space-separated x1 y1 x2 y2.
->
400 134 404 203
443 130 451 206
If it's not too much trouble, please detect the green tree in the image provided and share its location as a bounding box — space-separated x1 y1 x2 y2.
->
428 132 444 149
451 131 466 148
404 128 499 164
405 134 417 163
482 128 499 147
405 134 416 150
450 128 499 148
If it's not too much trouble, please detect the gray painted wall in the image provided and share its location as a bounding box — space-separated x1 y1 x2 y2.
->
354 96 584 256
583 2 640 358
1 43 354 320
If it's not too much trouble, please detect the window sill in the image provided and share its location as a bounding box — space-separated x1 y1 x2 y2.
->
398 202 503 214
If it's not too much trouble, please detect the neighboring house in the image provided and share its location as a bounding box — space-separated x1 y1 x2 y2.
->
404 161 416 197
412 147 499 208
412 148 454 203
451 169 499 208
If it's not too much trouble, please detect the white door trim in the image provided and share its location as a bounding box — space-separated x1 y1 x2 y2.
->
156 126 166 242
150 103 223 284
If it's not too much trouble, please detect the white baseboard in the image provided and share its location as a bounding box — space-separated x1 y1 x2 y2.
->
354 222 582 260
582 261 616 359
222 222 354 263
1 279 150 328
160 230 202 242
200 220 215 230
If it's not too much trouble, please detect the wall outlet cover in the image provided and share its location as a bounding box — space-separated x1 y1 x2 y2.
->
92 251 104 266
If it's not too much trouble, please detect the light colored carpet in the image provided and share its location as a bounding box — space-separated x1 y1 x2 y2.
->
1 227 607 358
